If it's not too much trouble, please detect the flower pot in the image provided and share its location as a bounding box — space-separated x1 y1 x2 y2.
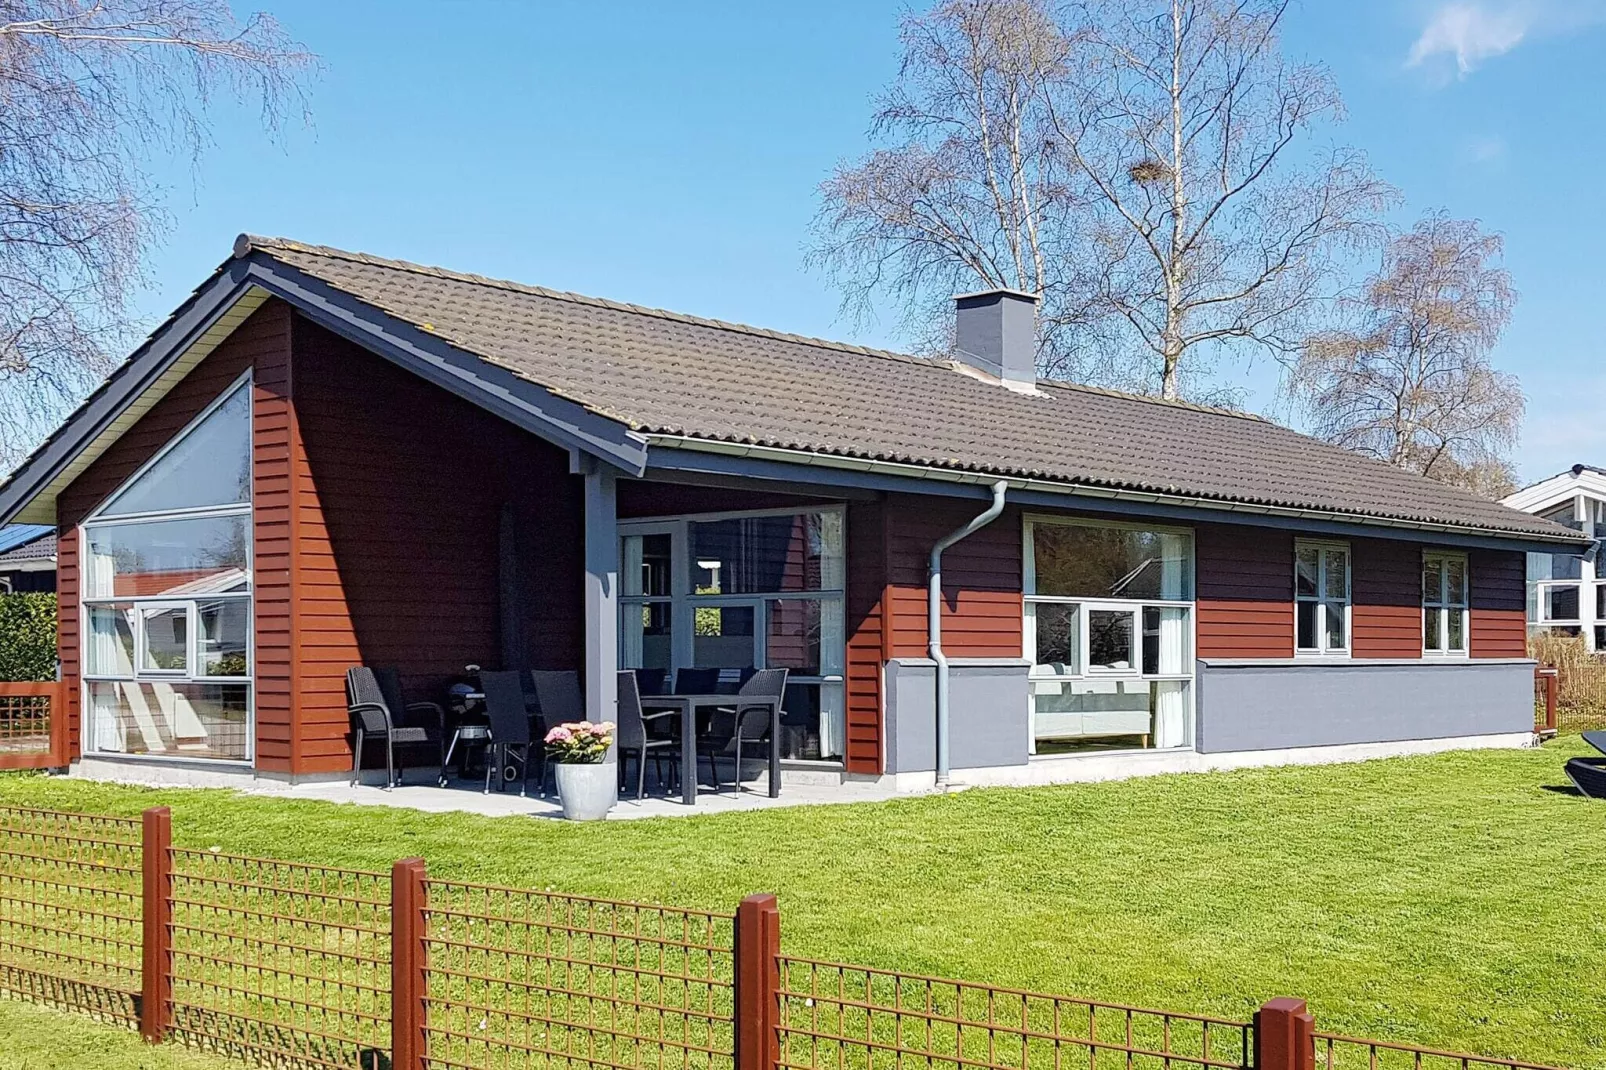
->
553 760 617 820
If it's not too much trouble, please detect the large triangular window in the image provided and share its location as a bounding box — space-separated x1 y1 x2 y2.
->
99 379 251 518
82 373 255 764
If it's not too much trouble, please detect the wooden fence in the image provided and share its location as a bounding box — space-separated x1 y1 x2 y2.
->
0 803 1572 1070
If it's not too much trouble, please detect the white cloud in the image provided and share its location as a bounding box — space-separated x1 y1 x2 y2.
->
1408 3 1531 74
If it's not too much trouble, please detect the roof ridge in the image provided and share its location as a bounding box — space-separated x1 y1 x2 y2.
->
237 234 943 369
239 235 1271 423
1034 378 1267 422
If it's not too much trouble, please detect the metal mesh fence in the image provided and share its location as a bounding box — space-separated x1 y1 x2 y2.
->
0 805 142 1022
168 849 392 1069
420 880 736 1070
1314 1033 1566 1070
775 957 1253 1070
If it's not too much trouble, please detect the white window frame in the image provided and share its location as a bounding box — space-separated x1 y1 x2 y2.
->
78 372 256 765
618 505 848 764
1294 540 1351 658
1422 550 1470 658
1022 515 1197 754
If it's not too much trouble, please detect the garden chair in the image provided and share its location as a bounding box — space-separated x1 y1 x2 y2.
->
697 668 787 794
527 670 586 794
616 671 681 800
346 666 436 789
480 670 535 796
1564 755 1606 799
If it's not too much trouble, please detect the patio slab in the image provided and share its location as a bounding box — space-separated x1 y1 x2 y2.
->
250 771 917 820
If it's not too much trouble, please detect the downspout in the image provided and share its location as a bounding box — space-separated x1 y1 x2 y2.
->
929 480 1008 787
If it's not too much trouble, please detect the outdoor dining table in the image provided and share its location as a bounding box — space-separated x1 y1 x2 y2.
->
639 692 782 804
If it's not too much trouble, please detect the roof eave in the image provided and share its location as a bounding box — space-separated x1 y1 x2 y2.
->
643 434 1590 552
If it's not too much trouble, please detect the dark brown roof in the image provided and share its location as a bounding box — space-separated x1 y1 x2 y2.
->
241 237 1573 541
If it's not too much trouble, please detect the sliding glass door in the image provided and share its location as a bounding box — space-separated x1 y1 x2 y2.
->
620 507 846 761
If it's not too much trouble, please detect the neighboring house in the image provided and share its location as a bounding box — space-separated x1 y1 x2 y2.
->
0 235 1584 788
0 525 56 594
1502 464 1606 651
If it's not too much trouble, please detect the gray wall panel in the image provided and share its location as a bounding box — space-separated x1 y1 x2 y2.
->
1196 659 1534 753
885 659 1030 773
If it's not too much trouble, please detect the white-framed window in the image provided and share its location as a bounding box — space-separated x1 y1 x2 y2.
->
1422 551 1469 656
1295 541 1349 656
619 506 846 762
79 374 254 764
1023 516 1194 754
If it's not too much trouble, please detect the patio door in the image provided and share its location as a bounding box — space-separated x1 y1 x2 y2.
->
618 507 847 762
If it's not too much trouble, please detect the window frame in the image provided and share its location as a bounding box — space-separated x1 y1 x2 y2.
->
1422 550 1470 658
618 505 848 763
1294 540 1351 658
1022 515 1197 754
78 371 255 765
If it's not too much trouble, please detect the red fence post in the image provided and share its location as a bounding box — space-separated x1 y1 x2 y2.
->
391 858 429 1070
1542 667 1559 734
49 682 68 769
736 894 781 1070
140 806 173 1044
1256 998 1314 1070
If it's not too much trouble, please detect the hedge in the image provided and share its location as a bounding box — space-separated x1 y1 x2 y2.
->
0 593 57 682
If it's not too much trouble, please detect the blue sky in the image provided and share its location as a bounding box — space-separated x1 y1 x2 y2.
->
138 0 1606 486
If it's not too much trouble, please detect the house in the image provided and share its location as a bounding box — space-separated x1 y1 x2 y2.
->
0 525 56 594
0 236 1584 789
1502 464 1606 651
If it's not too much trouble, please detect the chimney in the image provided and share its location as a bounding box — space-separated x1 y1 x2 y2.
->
954 289 1040 388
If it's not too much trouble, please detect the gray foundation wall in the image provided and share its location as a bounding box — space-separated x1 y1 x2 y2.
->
884 658 1030 774
1195 658 1535 753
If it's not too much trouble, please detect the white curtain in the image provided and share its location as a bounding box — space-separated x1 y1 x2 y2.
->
816 513 845 590
619 537 646 668
1159 533 1186 600
818 597 845 758
1154 607 1188 748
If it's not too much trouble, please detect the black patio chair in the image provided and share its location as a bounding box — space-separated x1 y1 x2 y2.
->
697 668 787 794
1581 730 1606 757
480 670 535 796
673 667 721 694
374 666 445 754
616 670 681 800
633 666 670 697
528 670 585 794
1564 755 1606 799
346 666 435 789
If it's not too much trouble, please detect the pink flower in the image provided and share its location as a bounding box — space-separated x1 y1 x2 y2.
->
595 721 616 734
544 725 573 744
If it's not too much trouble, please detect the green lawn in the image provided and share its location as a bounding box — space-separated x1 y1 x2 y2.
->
0 998 231 1070
0 741 1601 1069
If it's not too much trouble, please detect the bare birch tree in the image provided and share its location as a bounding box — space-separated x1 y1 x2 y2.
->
0 1 316 468
1292 214 1524 498
813 0 1395 399
808 1 1098 368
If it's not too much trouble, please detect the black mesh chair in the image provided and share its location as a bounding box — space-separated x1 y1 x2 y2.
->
480 670 535 796
616 671 681 800
346 667 435 789
1565 755 1606 799
633 667 670 697
528 670 585 795
1582 730 1606 757
374 666 444 755
697 668 787 794
672 667 721 694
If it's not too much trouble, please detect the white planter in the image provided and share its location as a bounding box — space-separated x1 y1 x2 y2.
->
553 761 617 820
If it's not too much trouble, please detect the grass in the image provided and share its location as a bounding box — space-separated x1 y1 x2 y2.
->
0 741 1602 1069
0 998 232 1070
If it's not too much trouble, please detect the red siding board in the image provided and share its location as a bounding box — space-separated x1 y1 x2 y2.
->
1470 548 1527 658
1351 538 1423 659
1196 524 1294 659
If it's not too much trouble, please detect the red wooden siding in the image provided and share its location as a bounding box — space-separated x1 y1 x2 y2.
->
290 316 584 773
251 305 296 772
843 499 886 774
884 495 1023 660
56 301 288 764
1469 548 1527 658
1195 524 1294 658
1351 538 1423 659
